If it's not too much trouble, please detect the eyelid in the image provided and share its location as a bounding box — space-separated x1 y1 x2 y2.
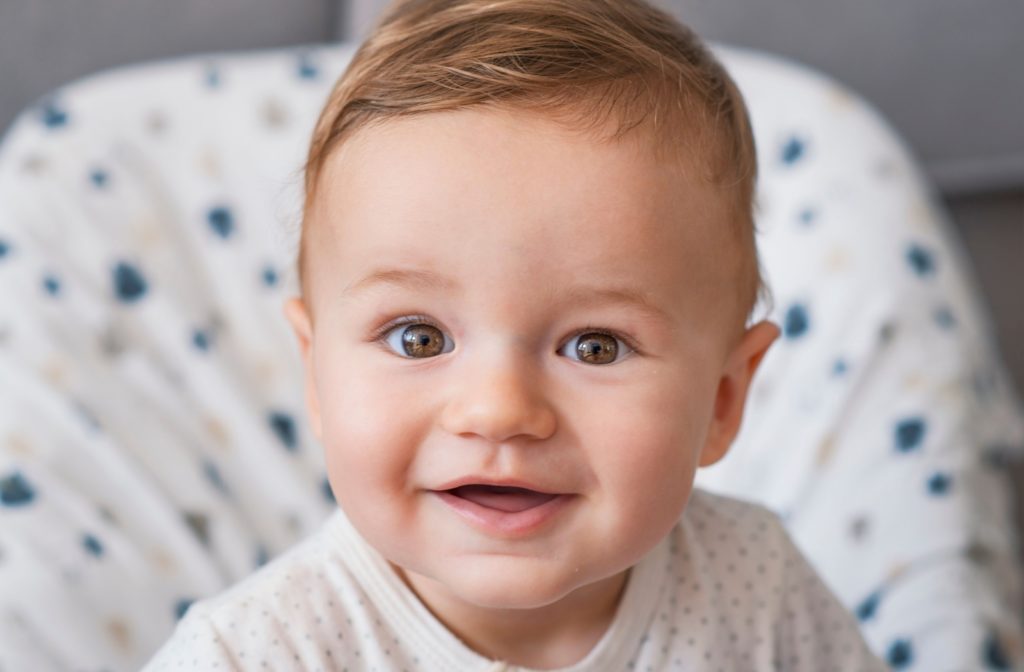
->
369 316 640 361
370 314 453 358
568 325 640 351
561 325 640 362
369 314 442 342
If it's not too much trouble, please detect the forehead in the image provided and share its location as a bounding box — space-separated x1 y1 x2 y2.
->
306 107 739 323
320 107 685 217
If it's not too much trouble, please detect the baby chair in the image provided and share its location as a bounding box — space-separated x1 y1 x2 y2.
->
0 42 1022 671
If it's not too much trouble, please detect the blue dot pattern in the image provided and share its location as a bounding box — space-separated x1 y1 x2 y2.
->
202 460 229 496
112 261 148 303
927 472 952 495
173 598 194 621
934 305 957 329
191 328 211 352
887 639 914 668
856 590 881 622
693 47 1024 672
261 265 278 287
90 168 110 188
203 64 221 89
268 411 298 452
82 533 104 558
0 471 36 507
39 98 69 129
321 474 335 503
783 302 810 339
906 242 936 277
780 134 807 166
984 632 1011 670
296 51 320 80
895 417 927 453
206 206 235 239
42 273 61 296
0 41 1019 672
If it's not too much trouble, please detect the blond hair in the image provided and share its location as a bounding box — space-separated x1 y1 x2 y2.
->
299 0 765 324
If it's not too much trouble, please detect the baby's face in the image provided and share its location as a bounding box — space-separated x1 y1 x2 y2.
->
286 107 777 611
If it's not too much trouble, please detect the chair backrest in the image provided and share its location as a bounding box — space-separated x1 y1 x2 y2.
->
0 40 1021 671
5 1 1022 395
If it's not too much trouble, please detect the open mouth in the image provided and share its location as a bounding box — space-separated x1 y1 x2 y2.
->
433 483 573 536
445 484 559 513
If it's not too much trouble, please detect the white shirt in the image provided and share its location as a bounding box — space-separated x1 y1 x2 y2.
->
143 489 887 671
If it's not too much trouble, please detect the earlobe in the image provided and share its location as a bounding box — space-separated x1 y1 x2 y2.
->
283 297 313 357
698 320 781 468
282 297 323 441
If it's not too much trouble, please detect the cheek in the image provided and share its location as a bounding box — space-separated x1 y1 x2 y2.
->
588 364 715 521
315 350 427 496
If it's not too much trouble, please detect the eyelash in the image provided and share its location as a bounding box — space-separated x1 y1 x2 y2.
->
565 325 640 358
369 315 640 358
369 314 441 345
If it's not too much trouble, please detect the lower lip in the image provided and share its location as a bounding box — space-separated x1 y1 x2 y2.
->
433 490 575 537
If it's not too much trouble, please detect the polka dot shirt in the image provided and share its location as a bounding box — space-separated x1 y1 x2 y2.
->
143 489 887 671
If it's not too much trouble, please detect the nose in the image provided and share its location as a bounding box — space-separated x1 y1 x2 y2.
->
440 351 557 444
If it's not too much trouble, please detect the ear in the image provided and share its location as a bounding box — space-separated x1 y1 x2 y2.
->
699 320 780 467
283 297 323 442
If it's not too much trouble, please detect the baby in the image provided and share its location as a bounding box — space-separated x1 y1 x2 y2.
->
146 0 887 669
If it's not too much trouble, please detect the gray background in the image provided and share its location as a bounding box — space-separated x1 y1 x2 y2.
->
2 0 1021 390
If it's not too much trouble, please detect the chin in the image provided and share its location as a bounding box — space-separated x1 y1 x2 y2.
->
444 560 584 610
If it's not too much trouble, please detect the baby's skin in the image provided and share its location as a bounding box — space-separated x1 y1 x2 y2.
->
284 106 779 668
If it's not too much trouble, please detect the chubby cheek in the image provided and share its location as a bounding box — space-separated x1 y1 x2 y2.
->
315 351 427 533
588 369 713 544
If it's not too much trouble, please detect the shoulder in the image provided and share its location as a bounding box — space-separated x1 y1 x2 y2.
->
144 510 375 670
194 513 355 624
670 489 887 671
666 488 798 625
680 487 791 549
677 488 829 594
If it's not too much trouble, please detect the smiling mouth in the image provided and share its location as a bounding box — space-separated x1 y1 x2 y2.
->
446 484 560 513
432 481 575 536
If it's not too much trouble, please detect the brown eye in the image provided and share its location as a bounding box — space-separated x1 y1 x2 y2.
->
572 332 620 365
395 323 449 358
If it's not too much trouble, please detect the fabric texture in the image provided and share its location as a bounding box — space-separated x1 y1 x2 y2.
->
694 46 1024 672
0 42 1022 671
143 489 887 671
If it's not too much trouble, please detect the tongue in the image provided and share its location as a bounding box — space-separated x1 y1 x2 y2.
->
451 485 557 513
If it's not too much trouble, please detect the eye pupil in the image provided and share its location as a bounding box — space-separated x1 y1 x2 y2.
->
402 324 445 357
576 333 617 364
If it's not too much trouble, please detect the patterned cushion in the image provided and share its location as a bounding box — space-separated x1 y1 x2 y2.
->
0 42 1021 670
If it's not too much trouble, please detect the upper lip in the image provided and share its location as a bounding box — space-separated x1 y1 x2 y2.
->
432 476 566 495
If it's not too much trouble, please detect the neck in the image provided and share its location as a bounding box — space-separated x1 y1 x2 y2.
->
393 565 630 669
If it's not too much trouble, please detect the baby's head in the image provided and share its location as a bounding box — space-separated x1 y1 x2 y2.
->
285 0 778 632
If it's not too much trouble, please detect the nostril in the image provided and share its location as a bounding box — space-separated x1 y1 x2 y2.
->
440 397 558 443
438 365 558 443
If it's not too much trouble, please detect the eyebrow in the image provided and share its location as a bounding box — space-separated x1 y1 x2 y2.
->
342 267 459 296
561 284 672 325
342 266 672 324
